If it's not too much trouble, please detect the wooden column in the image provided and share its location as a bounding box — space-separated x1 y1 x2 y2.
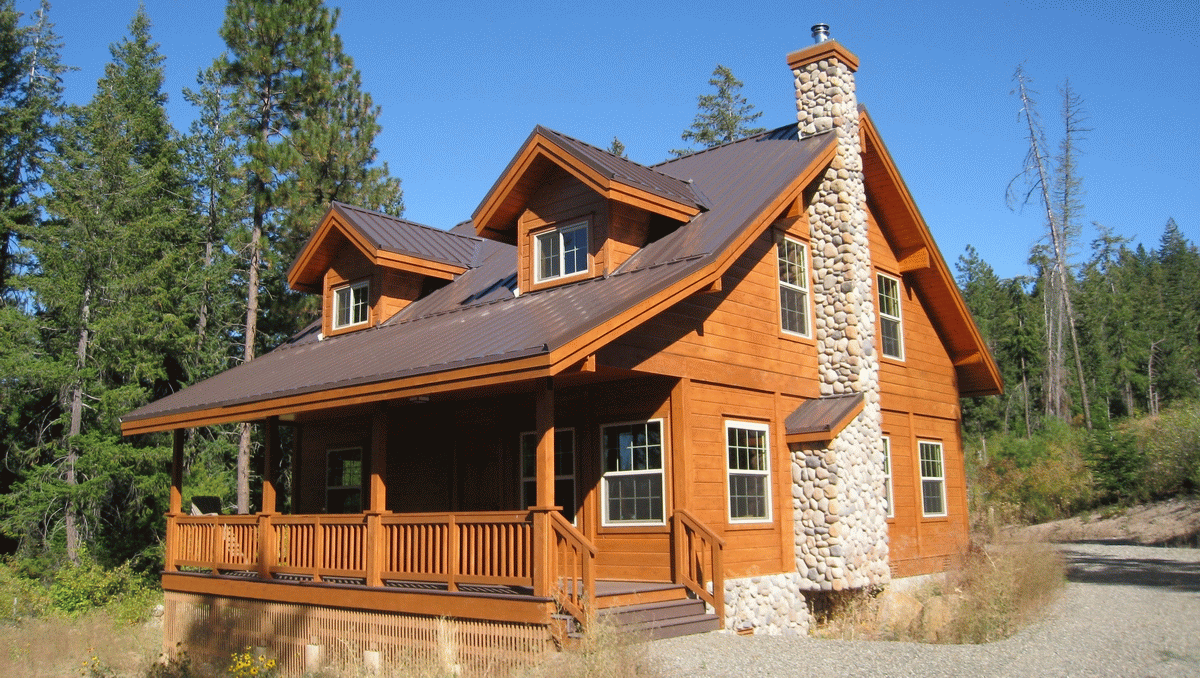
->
262 416 279 514
365 407 388 587
258 417 279 580
370 408 388 512
165 429 184 572
170 429 184 514
532 381 556 597
535 382 555 509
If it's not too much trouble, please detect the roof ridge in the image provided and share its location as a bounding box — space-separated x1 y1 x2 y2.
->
652 122 802 167
334 201 484 244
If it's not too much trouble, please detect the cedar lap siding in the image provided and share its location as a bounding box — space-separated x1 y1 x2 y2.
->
121 34 999 669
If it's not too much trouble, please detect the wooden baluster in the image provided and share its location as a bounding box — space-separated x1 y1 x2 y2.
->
210 519 221 573
257 513 274 579
313 516 324 582
446 514 458 592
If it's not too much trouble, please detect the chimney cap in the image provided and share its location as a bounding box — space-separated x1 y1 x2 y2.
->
811 24 830 44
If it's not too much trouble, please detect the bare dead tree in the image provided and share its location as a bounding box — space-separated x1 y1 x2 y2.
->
1008 66 1093 430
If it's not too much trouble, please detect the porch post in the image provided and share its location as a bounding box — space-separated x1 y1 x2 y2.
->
532 381 556 597
258 416 279 580
262 416 278 514
365 407 388 587
165 429 184 572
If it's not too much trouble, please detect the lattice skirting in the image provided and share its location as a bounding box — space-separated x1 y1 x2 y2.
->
163 592 555 675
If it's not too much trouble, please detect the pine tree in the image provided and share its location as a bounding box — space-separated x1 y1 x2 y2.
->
0 0 65 299
607 137 626 158
10 7 191 564
219 0 403 512
672 65 765 157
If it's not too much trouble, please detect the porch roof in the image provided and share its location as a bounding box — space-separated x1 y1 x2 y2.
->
122 128 838 435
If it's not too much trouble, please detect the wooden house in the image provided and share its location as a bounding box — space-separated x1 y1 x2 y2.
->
122 30 1000 674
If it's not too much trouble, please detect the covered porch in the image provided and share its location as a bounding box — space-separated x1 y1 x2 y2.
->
155 374 725 665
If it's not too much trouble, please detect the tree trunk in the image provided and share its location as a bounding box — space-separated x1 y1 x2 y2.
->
65 283 92 564
237 208 261 514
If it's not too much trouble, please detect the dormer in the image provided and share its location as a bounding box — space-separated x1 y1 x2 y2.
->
471 126 706 293
288 202 480 338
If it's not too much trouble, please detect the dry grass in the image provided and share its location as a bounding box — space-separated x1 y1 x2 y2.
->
813 540 1065 644
521 608 660 678
0 611 162 677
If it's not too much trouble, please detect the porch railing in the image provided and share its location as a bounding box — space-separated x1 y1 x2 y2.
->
672 509 725 624
167 511 544 593
547 511 596 623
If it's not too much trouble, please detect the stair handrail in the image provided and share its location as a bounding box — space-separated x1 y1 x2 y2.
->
547 511 597 625
672 509 725 626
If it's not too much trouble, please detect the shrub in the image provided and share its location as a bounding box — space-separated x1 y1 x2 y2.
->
1137 401 1200 498
49 558 158 622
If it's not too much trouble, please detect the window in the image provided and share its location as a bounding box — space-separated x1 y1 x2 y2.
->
520 429 576 522
777 237 810 337
877 273 904 359
326 447 363 513
726 421 772 522
535 221 588 283
601 420 664 525
919 441 945 517
333 280 369 329
882 437 894 518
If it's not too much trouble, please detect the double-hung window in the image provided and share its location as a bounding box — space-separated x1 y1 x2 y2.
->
535 221 588 283
520 429 577 522
333 280 369 329
777 237 810 337
726 421 771 522
877 273 904 359
601 420 664 525
919 441 946 517
326 447 363 513
882 437 894 518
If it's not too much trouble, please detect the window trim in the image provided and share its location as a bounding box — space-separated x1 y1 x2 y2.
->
519 428 577 522
326 446 363 514
877 272 905 361
776 235 812 338
918 440 946 518
882 437 894 518
600 418 667 528
724 420 773 524
332 279 370 330
533 220 589 284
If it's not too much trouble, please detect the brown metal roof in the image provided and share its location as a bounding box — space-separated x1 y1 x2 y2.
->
123 126 837 432
784 394 865 443
533 127 706 211
328 202 481 269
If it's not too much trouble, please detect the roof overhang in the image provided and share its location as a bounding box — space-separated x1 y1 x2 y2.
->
288 204 467 293
471 129 703 240
784 393 865 445
859 109 1003 397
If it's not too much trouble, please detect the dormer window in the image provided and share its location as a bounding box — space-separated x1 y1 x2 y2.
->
535 221 588 283
333 280 369 329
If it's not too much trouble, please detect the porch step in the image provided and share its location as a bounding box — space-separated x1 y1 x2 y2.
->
593 593 719 641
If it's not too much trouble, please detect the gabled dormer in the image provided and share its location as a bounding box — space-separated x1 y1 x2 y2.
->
288 202 480 338
471 126 706 293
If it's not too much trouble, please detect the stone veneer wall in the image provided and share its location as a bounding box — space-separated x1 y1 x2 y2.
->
723 573 812 635
790 46 890 591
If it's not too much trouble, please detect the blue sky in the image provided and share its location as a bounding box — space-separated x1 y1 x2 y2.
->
16 0 1199 280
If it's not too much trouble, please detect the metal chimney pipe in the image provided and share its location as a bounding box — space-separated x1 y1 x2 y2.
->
811 23 830 44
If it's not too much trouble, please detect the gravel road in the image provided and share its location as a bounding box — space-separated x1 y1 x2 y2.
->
647 543 1200 677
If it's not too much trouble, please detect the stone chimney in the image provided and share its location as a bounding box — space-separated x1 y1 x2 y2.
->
786 27 890 592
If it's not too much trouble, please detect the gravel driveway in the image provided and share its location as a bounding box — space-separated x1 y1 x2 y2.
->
647 543 1200 677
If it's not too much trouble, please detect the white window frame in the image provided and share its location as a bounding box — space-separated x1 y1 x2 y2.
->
533 220 589 284
326 446 363 513
332 279 370 330
600 418 666 527
519 428 577 523
777 236 811 337
725 421 772 524
877 272 904 360
882 437 894 518
919 440 946 517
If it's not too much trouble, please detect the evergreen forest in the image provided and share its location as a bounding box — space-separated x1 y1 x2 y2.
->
0 0 1195 615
